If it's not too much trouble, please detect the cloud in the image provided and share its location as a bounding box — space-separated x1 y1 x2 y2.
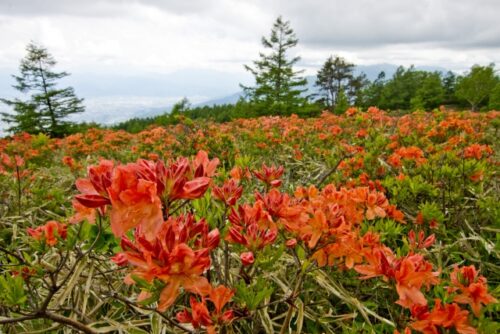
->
0 0 498 76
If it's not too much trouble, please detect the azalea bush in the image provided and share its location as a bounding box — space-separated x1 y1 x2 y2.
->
0 107 498 333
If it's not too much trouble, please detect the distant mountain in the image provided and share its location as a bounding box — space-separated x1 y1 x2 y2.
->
0 68 253 129
0 63 452 133
195 92 243 107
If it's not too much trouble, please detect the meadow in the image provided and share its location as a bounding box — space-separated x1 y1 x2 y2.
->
0 107 498 333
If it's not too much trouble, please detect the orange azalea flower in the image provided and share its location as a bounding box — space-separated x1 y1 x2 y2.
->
386 204 405 223
212 179 243 206
253 163 284 188
137 157 211 202
469 170 483 182
192 150 220 177
69 199 96 225
62 156 76 169
229 166 252 182
107 164 163 240
345 107 358 116
177 286 234 334
254 189 305 226
181 177 211 199
450 265 497 316
209 285 235 315
176 296 213 332
14 155 25 167
463 144 493 160
227 209 277 251
301 209 328 248
113 215 219 311
408 230 435 250
355 252 439 308
365 191 388 220
356 129 368 138
27 221 67 246
388 154 402 168
355 246 396 280
410 300 477 334
394 255 440 308
74 159 114 209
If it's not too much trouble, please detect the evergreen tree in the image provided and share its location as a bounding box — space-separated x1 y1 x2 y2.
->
347 73 369 106
456 64 498 111
412 72 445 110
379 66 427 110
442 71 458 105
241 16 308 115
315 56 355 110
361 71 386 109
1 42 84 136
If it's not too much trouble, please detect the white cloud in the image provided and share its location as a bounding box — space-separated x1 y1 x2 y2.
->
0 0 498 77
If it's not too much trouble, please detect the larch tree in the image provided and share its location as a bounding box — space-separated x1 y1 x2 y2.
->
1 42 84 137
241 16 308 115
315 56 354 110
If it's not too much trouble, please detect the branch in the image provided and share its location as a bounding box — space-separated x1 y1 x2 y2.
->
0 245 26 264
44 311 97 334
108 292 194 333
0 312 97 334
316 154 351 188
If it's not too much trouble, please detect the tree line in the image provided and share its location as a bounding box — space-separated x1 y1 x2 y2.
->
2 17 500 136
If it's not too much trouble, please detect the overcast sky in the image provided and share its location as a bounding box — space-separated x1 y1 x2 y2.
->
1 0 499 76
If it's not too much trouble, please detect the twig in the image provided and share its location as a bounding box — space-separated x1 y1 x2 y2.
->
0 245 26 264
316 154 351 187
279 269 305 334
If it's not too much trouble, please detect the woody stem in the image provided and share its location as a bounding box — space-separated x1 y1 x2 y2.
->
279 269 304 334
15 164 21 216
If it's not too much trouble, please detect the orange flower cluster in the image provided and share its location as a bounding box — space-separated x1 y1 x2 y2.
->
112 214 220 311
253 163 284 188
27 220 67 246
212 179 243 207
388 146 427 169
462 144 493 160
449 265 497 316
176 285 235 334
73 151 218 240
409 300 477 334
355 251 440 308
226 200 279 265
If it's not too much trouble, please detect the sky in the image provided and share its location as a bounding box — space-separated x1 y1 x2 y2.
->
0 0 499 125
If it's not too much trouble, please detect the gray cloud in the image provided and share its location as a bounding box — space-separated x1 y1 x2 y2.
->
2 0 499 49
262 0 500 49
0 0 498 75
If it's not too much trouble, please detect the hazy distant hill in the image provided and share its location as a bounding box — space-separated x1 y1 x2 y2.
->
0 64 449 131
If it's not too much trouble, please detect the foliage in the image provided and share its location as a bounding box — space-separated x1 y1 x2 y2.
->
456 64 499 111
0 108 498 333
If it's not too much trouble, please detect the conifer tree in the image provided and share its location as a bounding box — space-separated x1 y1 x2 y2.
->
315 56 355 111
241 16 308 115
1 42 84 136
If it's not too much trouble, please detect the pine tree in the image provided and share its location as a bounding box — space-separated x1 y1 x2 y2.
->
241 16 308 115
1 42 84 136
315 56 355 111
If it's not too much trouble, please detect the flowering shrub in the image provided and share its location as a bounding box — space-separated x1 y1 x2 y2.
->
0 108 498 333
